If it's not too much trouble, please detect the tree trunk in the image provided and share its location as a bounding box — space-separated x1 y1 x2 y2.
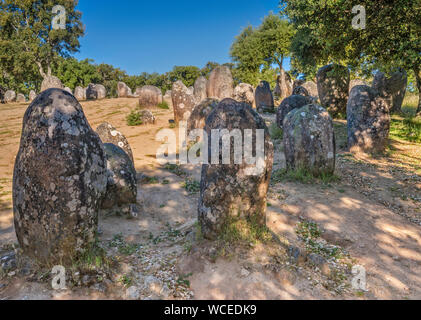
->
415 66 421 115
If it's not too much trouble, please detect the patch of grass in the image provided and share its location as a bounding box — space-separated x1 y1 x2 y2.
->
164 163 186 177
142 176 159 184
157 101 170 110
269 123 283 140
109 233 140 256
271 168 340 184
296 220 345 260
182 179 200 194
119 274 133 288
390 115 421 143
177 273 193 288
219 214 272 245
126 109 143 126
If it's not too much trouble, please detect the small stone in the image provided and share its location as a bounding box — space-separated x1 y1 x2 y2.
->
240 268 250 278
126 286 140 300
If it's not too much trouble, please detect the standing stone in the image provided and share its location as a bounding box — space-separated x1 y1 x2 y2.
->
16 93 26 103
273 70 293 101
86 84 107 100
137 85 163 108
101 143 137 210
349 79 368 93
163 90 173 109
13 89 107 265
4 90 16 103
347 85 390 153
187 98 219 136
255 81 274 113
29 90 37 102
134 109 156 125
293 79 305 90
188 87 195 95
283 104 336 176
0 86 4 103
96 122 134 164
316 64 350 117
233 83 255 106
206 66 234 99
198 99 274 240
40 76 64 92
194 76 208 103
74 86 86 101
292 86 309 97
64 87 72 95
117 82 132 98
276 95 312 129
172 80 196 123
372 70 407 113
302 81 318 98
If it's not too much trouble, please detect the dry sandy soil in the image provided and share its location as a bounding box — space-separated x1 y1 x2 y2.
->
0 97 420 300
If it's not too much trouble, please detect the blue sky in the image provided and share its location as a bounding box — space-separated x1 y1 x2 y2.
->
74 0 289 75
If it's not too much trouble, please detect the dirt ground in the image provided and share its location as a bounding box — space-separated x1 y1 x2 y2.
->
0 97 420 300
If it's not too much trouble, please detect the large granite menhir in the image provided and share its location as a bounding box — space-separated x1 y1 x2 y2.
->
13 89 107 265
317 64 350 117
172 80 196 123
255 81 274 113
347 85 391 153
283 104 336 176
198 99 274 240
206 66 234 100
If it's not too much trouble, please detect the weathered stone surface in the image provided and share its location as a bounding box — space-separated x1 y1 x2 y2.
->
137 85 162 107
198 98 274 240
276 95 312 129
86 84 107 100
4 90 16 103
64 87 72 94
101 143 137 210
188 86 195 95
292 86 309 97
194 76 208 103
283 104 336 176
13 88 107 265
349 79 368 93
74 86 86 101
273 70 293 101
293 79 305 90
16 93 26 103
136 109 156 125
316 64 350 117
0 86 5 103
206 66 234 99
96 122 134 163
372 70 407 113
117 82 132 98
187 98 219 136
233 83 254 106
29 90 37 102
347 85 390 153
172 80 196 122
255 81 274 113
163 90 173 109
302 81 318 97
41 76 64 92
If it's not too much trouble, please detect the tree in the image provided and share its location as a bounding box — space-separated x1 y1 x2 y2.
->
230 12 295 85
0 0 84 85
165 66 201 88
281 0 421 113
55 57 101 89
